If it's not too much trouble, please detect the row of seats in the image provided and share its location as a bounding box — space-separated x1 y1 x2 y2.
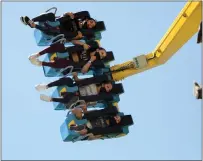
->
42 49 111 77
34 16 105 46
33 8 133 142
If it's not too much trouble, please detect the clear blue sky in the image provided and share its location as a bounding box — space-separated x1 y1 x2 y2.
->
2 2 201 160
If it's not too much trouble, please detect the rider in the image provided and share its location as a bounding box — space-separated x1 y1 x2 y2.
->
20 11 97 40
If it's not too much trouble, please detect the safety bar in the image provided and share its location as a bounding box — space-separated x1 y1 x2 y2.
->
49 34 64 44
59 66 74 76
51 37 66 45
46 7 57 15
68 100 86 110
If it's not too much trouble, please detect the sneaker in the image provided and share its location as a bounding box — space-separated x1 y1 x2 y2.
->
23 16 36 28
28 54 37 64
193 82 201 99
29 53 39 60
35 84 48 91
30 59 42 66
28 55 35 64
24 16 30 25
20 16 27 25
40 94 52 102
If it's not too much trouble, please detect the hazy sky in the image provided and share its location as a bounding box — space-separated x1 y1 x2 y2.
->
2 2 201 160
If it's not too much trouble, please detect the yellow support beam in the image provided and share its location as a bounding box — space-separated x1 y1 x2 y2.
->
154 1 202 64
111 1 202 82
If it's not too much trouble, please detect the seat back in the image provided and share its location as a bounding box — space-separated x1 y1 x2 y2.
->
60 112 133 142
94 21 106 32
60 112 88 142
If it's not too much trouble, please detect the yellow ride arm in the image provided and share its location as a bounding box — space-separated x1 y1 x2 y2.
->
111 1 202 81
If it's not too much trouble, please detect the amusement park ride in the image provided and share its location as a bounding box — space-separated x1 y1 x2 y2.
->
31 1 202 142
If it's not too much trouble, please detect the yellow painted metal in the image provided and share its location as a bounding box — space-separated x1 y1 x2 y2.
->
68 120 76 128
112 102 120 111
153 1 202 64
111 1 202 81
111 57 159 81
50 52 57 61
60 87 67 96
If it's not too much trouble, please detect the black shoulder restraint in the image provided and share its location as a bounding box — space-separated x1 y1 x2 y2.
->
83 105 119 120
76 74 112 87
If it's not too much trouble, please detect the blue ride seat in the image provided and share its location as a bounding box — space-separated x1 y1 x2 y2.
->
60 112 131 142
52 85 106 110
33 7 105 46
42 50 70 77
42 52 111 77
52 85 78 110
52 84 122 110
34 21 103 46
101 112 130 140
34 21 71 46
60 112 88 142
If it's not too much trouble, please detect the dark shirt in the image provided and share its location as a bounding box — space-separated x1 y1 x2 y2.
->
79 51 90 61
88 116 117 129
69 50 105 69
89 117 109 129
57 11 94 40
69 41 99 62
75 50 91 62
57 11 91 37
59 18 80 33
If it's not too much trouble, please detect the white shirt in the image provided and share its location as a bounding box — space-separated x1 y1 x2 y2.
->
79 84 98 96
